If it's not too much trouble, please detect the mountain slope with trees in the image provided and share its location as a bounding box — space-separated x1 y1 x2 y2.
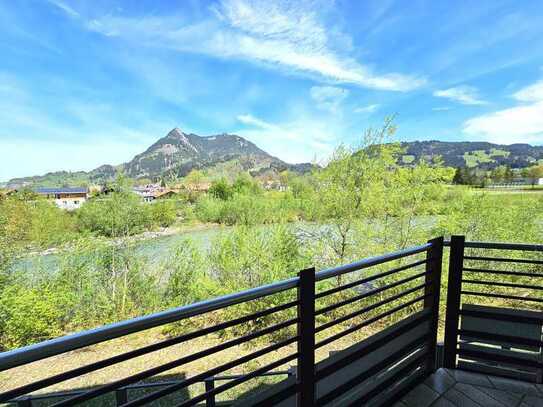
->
7 128 312 188
399 140 543 169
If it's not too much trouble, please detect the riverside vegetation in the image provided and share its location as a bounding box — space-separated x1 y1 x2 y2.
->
1 120 542 351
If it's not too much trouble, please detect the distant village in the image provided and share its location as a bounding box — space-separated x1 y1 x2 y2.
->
0 178 288 210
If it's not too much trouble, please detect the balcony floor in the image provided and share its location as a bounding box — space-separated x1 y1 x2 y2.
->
396 368 543 407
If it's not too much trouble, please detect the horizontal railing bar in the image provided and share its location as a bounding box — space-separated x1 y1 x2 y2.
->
462 279 543 291
51 318 298 406
315 270 428 316
457 347 543 369
463 267 543 279
0 278 299 372
0 300 298 402
464 256 543 265
175 354 298 407
9 371 292 403
460 308 543 325
461 291 543 303
212 370 291 381
316 336 428 406
316 258 428 299
122 342 298 407
316 312 431 381
463 241 543 252
315 243 432 282
458 329 543 348
349 358 426 406
316 298 430 350
316 282 428 333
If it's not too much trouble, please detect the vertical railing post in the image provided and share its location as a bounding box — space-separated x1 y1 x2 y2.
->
115 388 128 405
424 236 444 372
443 235 465 369
16 397 32 407
297 267 316 406
204 377 216 407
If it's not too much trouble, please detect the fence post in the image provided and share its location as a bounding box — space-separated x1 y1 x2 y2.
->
204 377 216 407
297 267 316 406
443 235 465 369
424 236 444 372
16 397 32 407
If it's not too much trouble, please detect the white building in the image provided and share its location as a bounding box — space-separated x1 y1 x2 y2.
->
34 187 89 210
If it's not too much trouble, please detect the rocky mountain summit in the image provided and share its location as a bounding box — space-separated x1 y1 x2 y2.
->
7 128 312 187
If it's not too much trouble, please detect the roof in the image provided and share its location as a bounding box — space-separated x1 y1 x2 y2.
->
34 187 88 194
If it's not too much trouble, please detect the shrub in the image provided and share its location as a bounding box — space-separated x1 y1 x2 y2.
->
77 192 150 237
195 195 224 223
163 239 213 307
149 200 177 228
54 239 161 327
0 285 64 350
209 178 233 200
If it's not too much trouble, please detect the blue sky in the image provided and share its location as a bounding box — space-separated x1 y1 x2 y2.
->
1 0 543 181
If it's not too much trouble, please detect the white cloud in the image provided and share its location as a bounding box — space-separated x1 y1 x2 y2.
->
86 0 425 91
463 79 543 144
235 113 336 163
310 86 349 113
46 0 80 18
433 86 486 105
237 114 279 132
513 79 543 102
354 104 380 114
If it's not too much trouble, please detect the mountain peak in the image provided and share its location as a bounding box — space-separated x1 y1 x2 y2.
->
6 129 313 187
167 127 186 138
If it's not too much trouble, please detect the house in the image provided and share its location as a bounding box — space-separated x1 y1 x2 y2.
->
132 185 177 202
34 187 88 210
263 180 287 191
154 190 177 200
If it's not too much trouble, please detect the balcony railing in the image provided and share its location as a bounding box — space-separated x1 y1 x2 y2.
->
0 236 541 406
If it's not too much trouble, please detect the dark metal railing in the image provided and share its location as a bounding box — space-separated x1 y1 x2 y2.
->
240 237 443 406
443 235 543 383
0 239 442 406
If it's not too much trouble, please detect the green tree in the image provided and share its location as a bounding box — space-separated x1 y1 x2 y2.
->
311 118 399 276
209 178 233 200
527 165 543 187
452 167 465 184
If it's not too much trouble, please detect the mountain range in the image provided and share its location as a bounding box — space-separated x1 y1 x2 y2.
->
6 131 543 188
6 128 313 188
399 141 543 169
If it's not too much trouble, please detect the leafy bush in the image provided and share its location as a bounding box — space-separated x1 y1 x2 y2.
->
0 194 76 249
209 178 233 200
52 239 161 328
163 239 213 307
0 285 64 350
77 192 151 237
149 200 177 228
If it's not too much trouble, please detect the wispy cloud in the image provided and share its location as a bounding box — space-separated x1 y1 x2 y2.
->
433 86 486 105
513 79 543 102
236 112 337 163
463 79 543 144
354 104 380 114
431 106 451 111
46 0 80 19
310 86 349 113
86 0 425 92
237 114 279 132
